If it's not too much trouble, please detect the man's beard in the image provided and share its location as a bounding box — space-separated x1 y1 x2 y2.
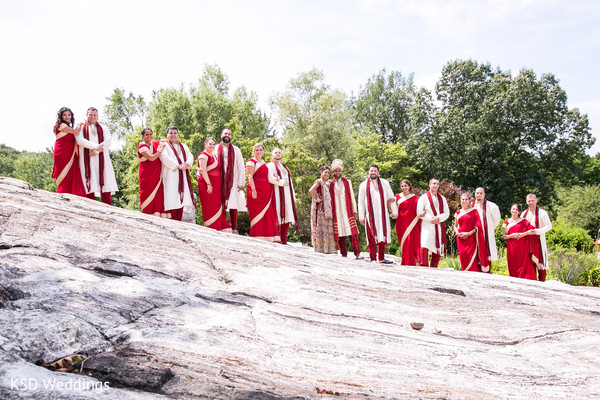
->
222 137 231 143
370 175 378 180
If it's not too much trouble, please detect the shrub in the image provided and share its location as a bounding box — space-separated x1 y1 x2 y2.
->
548 248 600 286
546 219 593 252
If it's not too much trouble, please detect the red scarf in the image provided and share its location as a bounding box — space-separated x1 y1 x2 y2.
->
218 143 235 209
473 199 491 260
167 141 196 207
82 122 104 192
329 177 358 243
366 178 387 239
524 206 543 265
273 162 299 232
427 191 447 255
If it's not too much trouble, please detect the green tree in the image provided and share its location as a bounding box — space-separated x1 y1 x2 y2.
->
270 69 356 240
0 144 20 177
13 149 56 191
104 64 271 222
105 88 148 139
409 59 595 214
353 69 417 143
555 185 600 238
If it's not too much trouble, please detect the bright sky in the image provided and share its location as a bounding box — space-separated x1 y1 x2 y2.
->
1 0 599 155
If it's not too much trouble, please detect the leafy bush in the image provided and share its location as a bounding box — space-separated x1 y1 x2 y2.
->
556 185 600 238
548 248 600 286
546 219 594 252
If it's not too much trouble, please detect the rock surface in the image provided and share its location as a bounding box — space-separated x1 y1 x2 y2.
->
1 176 600 399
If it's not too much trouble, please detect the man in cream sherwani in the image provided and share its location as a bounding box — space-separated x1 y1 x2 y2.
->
358 164 398 264
417 177 450 268
267 148 298 244
521 193 552 282
159 126 195 221
78 107 118 204
473 187 501 264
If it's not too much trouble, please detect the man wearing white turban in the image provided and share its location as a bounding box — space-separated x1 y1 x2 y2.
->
329 159 362 259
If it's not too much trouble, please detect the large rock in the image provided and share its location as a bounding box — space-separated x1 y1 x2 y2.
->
0 176 599 399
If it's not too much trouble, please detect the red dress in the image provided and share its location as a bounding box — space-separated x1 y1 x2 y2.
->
504 218 539 280
52 123 86 196
137 141 167 216
197 151 230 230
246 158 280 241
455 208 490 272
395 193 421 265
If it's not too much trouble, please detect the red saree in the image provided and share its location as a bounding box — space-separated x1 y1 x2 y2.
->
198 151 230 231
247 158 279 241
455 208 490 272
52 123 86 196
138 141 167 216
504 218 539 280
395 193 421 266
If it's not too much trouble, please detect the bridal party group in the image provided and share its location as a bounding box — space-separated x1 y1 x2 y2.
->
52 106 552 281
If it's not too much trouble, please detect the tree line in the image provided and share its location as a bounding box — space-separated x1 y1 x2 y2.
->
2 59 600 249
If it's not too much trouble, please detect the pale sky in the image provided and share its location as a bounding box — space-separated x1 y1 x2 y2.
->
1 0 599 154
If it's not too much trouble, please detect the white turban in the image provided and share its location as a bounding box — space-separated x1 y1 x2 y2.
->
331 159 343 171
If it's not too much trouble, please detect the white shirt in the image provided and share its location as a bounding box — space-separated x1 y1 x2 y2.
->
267 161 297 224
417 192 450 255
521 207 552 269
77 123 118 195
474 200 501 261
332 178 357 237
358 178 398 243
214 143 245 210
160 141 194 211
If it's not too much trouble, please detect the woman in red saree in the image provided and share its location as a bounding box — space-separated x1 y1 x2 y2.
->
502 203 539 280
137 128 169 217
52 107 87 196
395 179 422 265
246 143 280 242
453 192 490 272
197 137 230 231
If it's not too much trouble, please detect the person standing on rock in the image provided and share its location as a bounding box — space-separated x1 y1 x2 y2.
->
137 128 169 217
214 128 246 234
394 179 422 266
521 193 552 281
329 159 362 259
246 143 280 242
52 107 101 197
159 126 195 221
358 164 397 264
308 166 337 254
473 187 501 266
197 137 230 230
454 192 490 272
78 107 118 204
417 177 450 268
502 203 539 280
267 148 299 244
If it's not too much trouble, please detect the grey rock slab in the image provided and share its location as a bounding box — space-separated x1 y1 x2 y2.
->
1 176 600 399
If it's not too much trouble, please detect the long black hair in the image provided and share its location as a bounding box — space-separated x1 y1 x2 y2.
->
56 107 74 128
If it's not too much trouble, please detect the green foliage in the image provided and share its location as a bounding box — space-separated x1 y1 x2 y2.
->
555 185 600 238
408 59 594 214
546 219 594 252
149 65 271 147
271 69 357 242
353 130 419 190
0 144 20 177
548 248 600 286
13 149 56 191
105 88 148 139
353 69 417 143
